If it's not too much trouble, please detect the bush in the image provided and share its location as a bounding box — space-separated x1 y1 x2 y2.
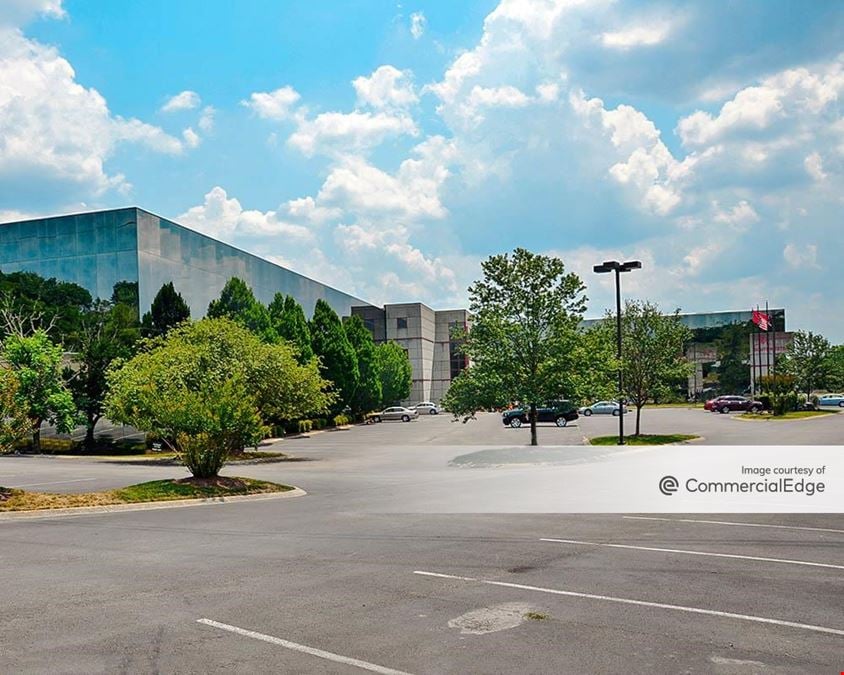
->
297 420 313 434
772 391 799 416
332 414 352 427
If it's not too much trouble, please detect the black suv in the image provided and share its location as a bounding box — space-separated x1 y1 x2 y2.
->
502 401 579 428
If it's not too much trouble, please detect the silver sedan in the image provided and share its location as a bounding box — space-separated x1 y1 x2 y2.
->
371 407 419 422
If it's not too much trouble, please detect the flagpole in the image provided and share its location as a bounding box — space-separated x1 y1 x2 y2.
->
766 300 772 386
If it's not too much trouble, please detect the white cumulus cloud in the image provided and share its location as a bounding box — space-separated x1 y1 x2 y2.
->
242 86 301 120
161 90 201 112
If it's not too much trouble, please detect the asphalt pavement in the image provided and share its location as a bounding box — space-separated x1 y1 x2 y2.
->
1 409 842 673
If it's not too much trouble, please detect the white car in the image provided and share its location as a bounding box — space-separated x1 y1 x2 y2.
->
414 401 440 415
370 406 419 422
579 401 626 416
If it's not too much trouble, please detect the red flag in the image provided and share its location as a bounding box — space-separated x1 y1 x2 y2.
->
752 309 770 331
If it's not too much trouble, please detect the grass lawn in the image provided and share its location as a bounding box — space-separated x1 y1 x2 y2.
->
648 403 705 409
588 434 699 445
738 410 836 421
0 477 292 512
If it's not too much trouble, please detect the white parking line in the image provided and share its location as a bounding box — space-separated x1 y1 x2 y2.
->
197 619 413 674
540 538 844 570
413 571 844 637
623 516 844 535
9 478 99 488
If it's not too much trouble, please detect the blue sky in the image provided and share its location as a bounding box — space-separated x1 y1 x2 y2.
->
1 0 843 340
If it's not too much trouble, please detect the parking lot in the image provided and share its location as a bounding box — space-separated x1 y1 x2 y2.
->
1 408 842 673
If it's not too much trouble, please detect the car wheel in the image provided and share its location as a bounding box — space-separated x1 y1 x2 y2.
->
555 416 568 427
720 405 730 414
750 405 761 413
612 409 620 417
509 417 522 428
839 401 844 408
583 409 593 416
372 416 381 423
401 414 410 422
430 409 437 415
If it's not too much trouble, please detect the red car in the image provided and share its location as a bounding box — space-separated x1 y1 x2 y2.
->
704 395 763 414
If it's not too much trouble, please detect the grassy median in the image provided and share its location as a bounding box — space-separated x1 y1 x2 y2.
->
588 434 699 445
738 410 836 421
0 477 292 512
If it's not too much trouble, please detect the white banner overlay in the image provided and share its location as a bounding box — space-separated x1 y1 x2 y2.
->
373 445 844 513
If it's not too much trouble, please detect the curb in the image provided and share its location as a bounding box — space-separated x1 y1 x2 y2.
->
0 487 307 521
730 412 840 423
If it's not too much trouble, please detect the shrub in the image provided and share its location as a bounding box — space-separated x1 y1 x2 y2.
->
332 414 351 427
297 420 313 434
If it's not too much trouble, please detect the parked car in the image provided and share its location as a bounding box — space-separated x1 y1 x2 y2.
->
414 401 440 415
370 406 419 423
817 393 844 408
502 401 579 428
704 395 763 414
579 401 626 416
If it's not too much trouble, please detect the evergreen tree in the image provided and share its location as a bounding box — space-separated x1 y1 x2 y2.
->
268 293 313 363
141 282 191 336
309 299 359 411
344 315 382 414
207 277 276 343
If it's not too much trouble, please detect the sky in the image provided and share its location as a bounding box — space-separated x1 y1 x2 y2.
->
1 0 843 340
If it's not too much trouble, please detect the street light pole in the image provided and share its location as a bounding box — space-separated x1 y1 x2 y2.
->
593 259 642 446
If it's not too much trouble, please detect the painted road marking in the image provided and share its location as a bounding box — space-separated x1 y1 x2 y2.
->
9 478 99 488
412 571 844 637
540 538 844 571
197 619 413 674
622 516 844 535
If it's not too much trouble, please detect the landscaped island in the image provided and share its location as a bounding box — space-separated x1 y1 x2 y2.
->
0 477 292 512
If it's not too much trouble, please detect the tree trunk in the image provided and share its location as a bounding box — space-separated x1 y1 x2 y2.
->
31 420 42 453
84 413 98 451
529 403 538 447
635 405 643 436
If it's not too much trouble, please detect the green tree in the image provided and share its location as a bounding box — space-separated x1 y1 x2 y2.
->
376 341 412 406
66 300 140 450
105 318 333 477
441 366 506 422
2 330 78 452
344 315 382 414
598 301 692 436
207 277 276 343
782 330 832 397
826 345 844 391
457 248 588 446
0 368 31 453
310 299 359 411
715 322 751 394
141 282 191 336
268 293 313 363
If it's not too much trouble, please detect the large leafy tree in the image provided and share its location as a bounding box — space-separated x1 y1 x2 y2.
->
141 282 191 337
2 330 78 452
207 277 276 343
782 330 833 397
66 299 140 450
457 248 589 446
105 318 333 477
597 300 692 436
376 341 412 406
268 293 313 363
0 368 31 453
826 345 844 391
344 315 382 414
309 299 359 411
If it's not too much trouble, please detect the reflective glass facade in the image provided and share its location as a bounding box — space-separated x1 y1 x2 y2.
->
0 208 371 318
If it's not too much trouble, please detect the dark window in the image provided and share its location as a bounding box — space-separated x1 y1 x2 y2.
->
363 318 375 332
448 320 468 379
397 317 407 330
